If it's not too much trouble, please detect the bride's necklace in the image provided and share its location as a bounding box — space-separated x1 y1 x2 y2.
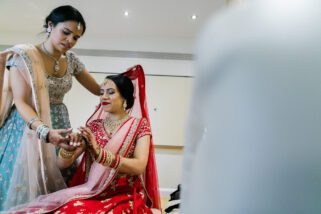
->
41 43 61 73
105 114 130 135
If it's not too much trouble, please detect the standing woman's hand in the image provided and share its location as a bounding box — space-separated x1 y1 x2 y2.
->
48 128 75 150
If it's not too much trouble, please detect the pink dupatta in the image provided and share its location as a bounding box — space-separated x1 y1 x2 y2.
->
9 65 161 213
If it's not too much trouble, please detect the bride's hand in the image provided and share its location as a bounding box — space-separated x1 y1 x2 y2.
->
67 132 86 154
67 132 84 147
79 126 99 156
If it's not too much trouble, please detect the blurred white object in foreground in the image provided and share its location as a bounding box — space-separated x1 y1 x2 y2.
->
182 0 321 213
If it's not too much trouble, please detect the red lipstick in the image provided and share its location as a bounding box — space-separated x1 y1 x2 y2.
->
101 102 110 106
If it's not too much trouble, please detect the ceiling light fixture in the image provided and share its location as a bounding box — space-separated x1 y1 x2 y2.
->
124 11 129 16
192 14 197 20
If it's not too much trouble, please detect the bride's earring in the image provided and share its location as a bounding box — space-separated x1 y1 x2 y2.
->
123 100 127 110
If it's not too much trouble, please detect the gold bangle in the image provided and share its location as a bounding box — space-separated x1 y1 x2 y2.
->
109 153 118 168
101 150 107 164
59 148 75 159
95 147 102 162
106 151 113 166
97 149 113 167
115 156 122 170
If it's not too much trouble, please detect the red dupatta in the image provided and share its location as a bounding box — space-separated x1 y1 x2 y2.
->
127 65 161 210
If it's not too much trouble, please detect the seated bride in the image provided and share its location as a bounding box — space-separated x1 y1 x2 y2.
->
10 65 161 214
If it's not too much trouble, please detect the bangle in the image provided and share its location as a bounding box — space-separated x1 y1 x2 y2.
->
36 124 50 143
96 149 116 167
59 148 75 159
106 150 113 166
112 155 121 169
102 150 107 165
109 155 122 169
115 156 122 170
96 147 103 162
27 117 40 130
109 154 118 168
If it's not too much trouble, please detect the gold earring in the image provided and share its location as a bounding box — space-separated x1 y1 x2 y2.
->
123 100 127 110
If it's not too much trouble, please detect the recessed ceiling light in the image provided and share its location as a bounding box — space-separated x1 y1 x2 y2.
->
192 14 197 20
124 11 129 16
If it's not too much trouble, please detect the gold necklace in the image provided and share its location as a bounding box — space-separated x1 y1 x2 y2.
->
41 43 61 73
105 114 130 135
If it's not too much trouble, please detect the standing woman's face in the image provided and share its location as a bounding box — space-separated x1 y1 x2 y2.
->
48 21 84 53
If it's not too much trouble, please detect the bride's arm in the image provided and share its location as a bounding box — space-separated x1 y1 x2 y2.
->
117 135 150 175
79 126 151 175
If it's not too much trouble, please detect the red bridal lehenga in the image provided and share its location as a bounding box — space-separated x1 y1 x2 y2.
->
58 116 154 213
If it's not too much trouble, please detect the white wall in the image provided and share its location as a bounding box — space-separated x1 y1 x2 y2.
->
0 32 195 53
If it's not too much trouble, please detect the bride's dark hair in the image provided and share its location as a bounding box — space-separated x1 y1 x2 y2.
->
106 74 134 110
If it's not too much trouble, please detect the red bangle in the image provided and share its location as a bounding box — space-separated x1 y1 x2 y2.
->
110 154 120 169
109 154 117 168
115 156 122 170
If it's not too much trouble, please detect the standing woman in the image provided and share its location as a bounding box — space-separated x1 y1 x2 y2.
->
0 5 100 210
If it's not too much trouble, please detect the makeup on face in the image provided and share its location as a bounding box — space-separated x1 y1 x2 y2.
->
100 82 116 107
100 88 116 97
100 89 112 106
100 81 124 112
52 21 83 51
62 27 81 42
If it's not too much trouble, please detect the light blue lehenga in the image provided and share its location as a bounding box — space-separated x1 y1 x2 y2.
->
0 45 85 210
0 106 25 208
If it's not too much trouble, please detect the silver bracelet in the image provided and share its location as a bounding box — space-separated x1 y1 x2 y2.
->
27 117 39 130
36 124 50 143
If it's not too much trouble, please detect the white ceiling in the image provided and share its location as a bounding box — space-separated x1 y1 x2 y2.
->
0 0 226 52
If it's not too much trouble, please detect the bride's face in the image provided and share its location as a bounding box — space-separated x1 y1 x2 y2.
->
100 79 125 113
